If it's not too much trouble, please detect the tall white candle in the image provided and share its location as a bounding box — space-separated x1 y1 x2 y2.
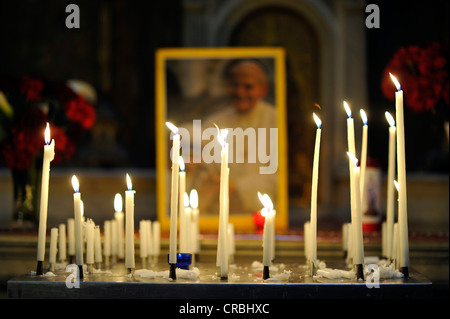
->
111 219 118 258
360 109 368 203
67 218 75 259
85 219 95 265
49 227 58 266
310 113 322 263
178 157 187 252
59 223 66 262
190 189 200 255
304 221 310 260
94 225 103 265
72 175 83 268
37 123 55 265
125 173 135 269
258 192 275 267
166 122 180 265
216 127 229 277
114 193 125 260
183 192 192 253
347 153 364 265
385 111 396 259
390 73 410 270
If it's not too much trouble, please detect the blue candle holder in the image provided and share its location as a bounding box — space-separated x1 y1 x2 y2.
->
167 253 192 270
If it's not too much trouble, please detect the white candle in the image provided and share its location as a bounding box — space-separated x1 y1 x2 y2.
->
227 223 235 258
385 111 396 259
139 220 148 259
111 219 118 258
125 173 135 269
183 192 192 253
304 221 310 260
390 73 410 270
190 189 200 255
58 223 66 262
258 192 275 267
49 227 58 266
146 220 154 258
360 109 368 203
152 221 161 257
114 193 125 260
67 218 75 259
85 219 95 265
72 176 84 270
37 123 55 265
178 157 187 252
166 122 180 265
347 153 364 265
216 127 229 277
310 113 322 263
94 225 103 265
103 220 111 258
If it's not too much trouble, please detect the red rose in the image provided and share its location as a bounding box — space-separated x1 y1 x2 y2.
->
63 95 96 130
20 75 44 102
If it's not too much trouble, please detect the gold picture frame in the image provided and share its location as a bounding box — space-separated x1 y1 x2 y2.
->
155 47 288 233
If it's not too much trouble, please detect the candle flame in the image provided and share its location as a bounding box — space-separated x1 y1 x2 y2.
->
313 113 322 128
360 109 368 125
343 101 352 118
44 122 51 145
214 123 228 148
258 192 274 212
184 192 190 207
179 156 185 171
385 111 396 127
71 175 79 193
126 173 132 190
389 73 401 91
114 193 123 212
165 121 179 135
346 152 359 167
190 189 198 209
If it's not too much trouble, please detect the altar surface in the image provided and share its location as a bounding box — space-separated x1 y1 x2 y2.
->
7 261 432 299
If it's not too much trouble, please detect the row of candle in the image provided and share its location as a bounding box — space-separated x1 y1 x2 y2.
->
304 73 409 278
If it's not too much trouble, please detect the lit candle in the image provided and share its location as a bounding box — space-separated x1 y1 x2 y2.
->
166 122 179 279
183 192 192 253
72 175 83 279
344 101 356 162
258 192 275 279
48 227 58 271
67 218 75 264
310 113 322 266
190 189 200 257
59 223 66 263
125 173 135 272
85 218 95 270
385 111 396 260
347 152 364 279
114 193 125 260
216 127 229 279
390 73 410 276
178 157 187 253
36 123 55 275
360 109 368 203
94 225 103 268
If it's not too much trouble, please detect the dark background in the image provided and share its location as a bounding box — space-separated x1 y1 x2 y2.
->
0 0 448 172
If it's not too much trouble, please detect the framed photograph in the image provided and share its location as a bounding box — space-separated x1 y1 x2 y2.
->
155 47 287 233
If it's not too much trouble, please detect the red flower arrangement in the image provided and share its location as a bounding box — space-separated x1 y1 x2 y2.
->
381 42 449 113
0 75 96 170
